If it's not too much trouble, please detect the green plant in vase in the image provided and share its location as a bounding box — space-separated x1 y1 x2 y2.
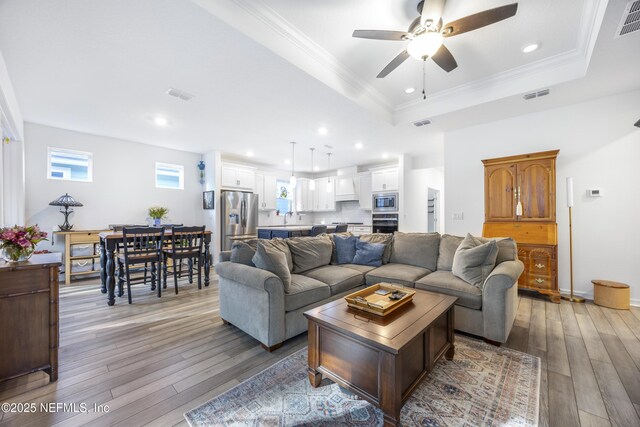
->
0 225 48 263
148 206 169 226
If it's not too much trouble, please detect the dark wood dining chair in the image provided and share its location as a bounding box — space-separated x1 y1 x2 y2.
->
334 224 348 233
310 225 327 236
117 226 164 304
162 226 206 294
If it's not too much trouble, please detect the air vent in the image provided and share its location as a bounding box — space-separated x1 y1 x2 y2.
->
616 1 640 37
413 118 432 127
523 89 550 100
166 88 194 101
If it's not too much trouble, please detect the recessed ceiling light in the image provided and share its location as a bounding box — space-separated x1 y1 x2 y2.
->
405 87 415 94
355 142 363 149
522 43 539 53
314 166 320 171
246 150 254 157
154 116 168 126
317 127 328 135
382 153 389 159
284 159 291 165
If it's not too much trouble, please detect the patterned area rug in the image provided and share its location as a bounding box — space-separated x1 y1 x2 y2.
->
185 335 540 426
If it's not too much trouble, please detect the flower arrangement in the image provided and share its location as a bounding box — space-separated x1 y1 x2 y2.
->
148 206 169 225
0 225 48 263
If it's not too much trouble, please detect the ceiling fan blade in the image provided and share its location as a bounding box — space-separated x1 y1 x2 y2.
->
431 44 458 72
352 30 409 41
408 16 421 33
442 3 518 38
377 50 410 78
420 0 446 27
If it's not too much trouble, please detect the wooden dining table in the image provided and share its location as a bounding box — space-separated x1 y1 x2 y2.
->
98 230 212 306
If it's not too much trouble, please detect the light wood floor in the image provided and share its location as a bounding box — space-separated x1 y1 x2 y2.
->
0 279 639 427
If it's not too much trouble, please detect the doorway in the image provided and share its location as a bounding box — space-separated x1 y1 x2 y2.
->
427 188 440 233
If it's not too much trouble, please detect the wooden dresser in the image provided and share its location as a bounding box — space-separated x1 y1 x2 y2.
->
482 150 560 303
0 253 61 382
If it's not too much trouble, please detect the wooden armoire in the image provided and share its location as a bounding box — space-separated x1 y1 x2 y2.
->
482 150 560 303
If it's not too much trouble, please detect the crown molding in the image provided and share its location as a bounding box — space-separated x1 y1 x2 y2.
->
191 0 609 126
191 0 395 123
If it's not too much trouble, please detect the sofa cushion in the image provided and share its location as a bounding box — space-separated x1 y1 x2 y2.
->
365 263 432 288
415 270 482 310
252 242 292 291
390 232 440 271
284 274 331 311
287 236 333 273
352 240 385 267
359 233 393 264
230 241 256 266
477 236 518 264
303 265 364 295
437 234 464 271
333 234 359 264
452 234 498 288
330 232 353 265
339 263 377 274
261 238 293 272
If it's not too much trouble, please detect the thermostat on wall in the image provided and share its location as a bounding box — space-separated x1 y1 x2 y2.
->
586 189 603 197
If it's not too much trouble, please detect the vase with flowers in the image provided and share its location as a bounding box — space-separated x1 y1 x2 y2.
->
148 206 169 226
0 225 48 263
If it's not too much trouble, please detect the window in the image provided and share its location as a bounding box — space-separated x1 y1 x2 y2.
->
47 147 93 182
276 180 293 213
155 162 184 189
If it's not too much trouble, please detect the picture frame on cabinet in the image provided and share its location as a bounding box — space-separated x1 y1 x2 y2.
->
203 191 215 210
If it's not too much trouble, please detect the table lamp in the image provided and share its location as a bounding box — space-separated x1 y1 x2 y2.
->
49 193 83 231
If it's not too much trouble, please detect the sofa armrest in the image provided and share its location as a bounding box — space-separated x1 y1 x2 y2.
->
219 251 232 262
483 260 524 292
215 261 284 294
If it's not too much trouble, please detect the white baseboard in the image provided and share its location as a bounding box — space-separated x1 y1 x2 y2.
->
558 287 640 307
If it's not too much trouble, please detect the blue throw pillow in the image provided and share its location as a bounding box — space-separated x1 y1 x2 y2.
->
352 240 385 267
334 235 359 264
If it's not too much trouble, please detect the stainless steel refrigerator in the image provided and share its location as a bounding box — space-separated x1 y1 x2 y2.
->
221 190 259 251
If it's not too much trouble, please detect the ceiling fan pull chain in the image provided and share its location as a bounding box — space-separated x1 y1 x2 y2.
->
422 59 427 100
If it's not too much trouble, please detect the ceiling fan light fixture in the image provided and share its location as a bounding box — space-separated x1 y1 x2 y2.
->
407 32 443 60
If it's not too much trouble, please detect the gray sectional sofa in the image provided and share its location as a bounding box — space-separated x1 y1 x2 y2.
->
215 232 524 351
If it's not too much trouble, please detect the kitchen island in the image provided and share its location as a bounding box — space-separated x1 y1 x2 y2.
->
257 225 337 239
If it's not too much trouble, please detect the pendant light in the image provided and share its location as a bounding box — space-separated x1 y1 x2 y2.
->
309 148 316 191
326 152 332 193
289 141 297 188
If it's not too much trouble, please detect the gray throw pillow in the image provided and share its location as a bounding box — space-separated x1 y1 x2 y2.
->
261 238 293 272
452 233 499 289
230 241 256 266
476 236 517 264
359 233 393 264
437 234 464 271
390 232 440 271
252 242 291 291
287 235 333 273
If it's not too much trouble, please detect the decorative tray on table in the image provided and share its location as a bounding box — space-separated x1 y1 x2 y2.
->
344 283 416 316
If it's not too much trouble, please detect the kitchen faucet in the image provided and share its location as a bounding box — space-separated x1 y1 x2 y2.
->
283 211 294 225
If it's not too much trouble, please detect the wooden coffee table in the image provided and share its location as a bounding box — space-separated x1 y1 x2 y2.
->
304 288 457 426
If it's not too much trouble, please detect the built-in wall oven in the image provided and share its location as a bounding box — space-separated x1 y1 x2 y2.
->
372 192 398 213
372 213 399 234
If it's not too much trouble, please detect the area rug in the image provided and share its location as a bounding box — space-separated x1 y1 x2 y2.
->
185 335 540 426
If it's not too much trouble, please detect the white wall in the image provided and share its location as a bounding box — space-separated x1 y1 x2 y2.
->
444 90 640 303
403 166 444 233
24 123 204 249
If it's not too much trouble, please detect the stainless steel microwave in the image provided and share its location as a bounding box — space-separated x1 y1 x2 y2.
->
372 192 398 212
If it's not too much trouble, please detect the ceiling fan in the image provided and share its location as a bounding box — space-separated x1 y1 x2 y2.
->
353 0 518 78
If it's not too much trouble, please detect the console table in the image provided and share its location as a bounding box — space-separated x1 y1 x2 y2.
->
54 230 109 285
0 253 61 383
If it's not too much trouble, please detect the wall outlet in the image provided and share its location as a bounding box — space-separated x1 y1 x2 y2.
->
452 212 464 220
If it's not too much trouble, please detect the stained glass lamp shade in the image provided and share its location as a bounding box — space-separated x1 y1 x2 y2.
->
49 193 83 231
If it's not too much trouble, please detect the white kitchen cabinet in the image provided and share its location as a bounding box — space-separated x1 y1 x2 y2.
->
335 175 358 201
313 178 336 211
371 168 399 192
221 164 255 190
349 225 372 236
295 178 313 212
255 173 277 210
358 174 372 210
